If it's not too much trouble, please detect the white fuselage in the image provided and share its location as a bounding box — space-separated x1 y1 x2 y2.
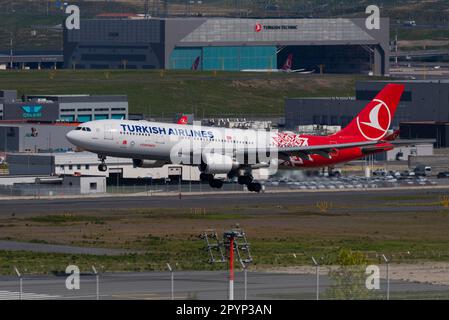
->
66 119 283 162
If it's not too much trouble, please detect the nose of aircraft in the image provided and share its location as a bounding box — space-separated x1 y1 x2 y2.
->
66 129 79 145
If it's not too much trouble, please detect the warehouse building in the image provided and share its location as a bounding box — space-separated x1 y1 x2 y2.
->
64 17 389 75
400 122 449 148
6 152 201 181
0 122 77 153
0 90 128 123
0 175 106 196
285 80 449 133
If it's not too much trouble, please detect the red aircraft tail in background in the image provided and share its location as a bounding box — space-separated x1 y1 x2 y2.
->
191 56 200 70
177 115 188 125
332 83 405 141
281 53 293 71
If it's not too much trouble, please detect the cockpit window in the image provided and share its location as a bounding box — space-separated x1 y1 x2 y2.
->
76 127 92 132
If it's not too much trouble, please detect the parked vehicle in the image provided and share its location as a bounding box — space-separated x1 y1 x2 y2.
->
437 172 449 179
414 165 432 176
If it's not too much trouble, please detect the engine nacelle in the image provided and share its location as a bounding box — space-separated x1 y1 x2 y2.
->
133 159 168 168
199 154 240 174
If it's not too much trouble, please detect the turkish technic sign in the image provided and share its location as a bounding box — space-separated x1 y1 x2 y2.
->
255 23 298 32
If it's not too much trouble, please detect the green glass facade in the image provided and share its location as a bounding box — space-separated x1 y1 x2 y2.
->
95 114 109 120
168 47 202 70
77 115 92 122
169 46 277 71
111 114 126 120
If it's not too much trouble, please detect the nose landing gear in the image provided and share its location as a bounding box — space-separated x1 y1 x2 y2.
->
98 156 108 172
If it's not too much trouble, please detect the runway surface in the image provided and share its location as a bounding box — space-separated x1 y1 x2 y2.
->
0 271 447 300
0 187 447 216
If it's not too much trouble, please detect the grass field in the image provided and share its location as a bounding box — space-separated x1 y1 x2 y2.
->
1 193 449 275
0 70 372 117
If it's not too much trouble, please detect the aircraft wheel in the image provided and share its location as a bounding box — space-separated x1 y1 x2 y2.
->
238 175 253 185
98 163 108 172
209 179 223 189
248 183 261 193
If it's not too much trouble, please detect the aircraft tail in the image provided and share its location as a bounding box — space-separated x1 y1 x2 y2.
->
281 53 293 71
177 115 188 125
191 56 200 70
333 83 405 141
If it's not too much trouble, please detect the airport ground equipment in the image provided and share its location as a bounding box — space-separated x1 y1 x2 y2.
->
200 227 252 300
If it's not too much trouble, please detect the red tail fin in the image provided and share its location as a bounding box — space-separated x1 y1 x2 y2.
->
191 56 200 70
177 115 188 125
281 54 293 71
333 83 405 141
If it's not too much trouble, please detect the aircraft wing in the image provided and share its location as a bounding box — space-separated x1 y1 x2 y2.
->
360 139 436 153
384 139 436 147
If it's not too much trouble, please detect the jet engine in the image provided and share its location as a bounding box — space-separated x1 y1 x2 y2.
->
199 153 240 174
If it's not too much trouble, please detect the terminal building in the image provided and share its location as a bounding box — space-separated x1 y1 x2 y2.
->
0 89 129 152
0 90 128 123
64 17 389 75
285 80 449 147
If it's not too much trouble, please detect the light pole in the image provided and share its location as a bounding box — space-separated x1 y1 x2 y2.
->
240 260 248 300
167 263 174 300
382 254 390 300
312 257 319 300
92 265 99 300
14 267 22 300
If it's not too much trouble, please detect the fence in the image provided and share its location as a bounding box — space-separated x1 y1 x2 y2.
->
0 184 84 197
1 265 449 300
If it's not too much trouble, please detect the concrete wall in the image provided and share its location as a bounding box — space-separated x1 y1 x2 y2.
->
62 175 106 194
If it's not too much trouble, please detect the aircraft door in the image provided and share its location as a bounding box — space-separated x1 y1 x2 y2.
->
104 124 114 140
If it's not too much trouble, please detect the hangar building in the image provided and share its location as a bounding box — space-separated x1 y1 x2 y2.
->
64 17 389 75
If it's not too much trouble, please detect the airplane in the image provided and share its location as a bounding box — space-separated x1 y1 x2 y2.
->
241 53 314 74
66 84 405 193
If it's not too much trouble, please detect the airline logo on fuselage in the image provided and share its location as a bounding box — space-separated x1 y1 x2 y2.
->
356 99 391 141
120 124 215 139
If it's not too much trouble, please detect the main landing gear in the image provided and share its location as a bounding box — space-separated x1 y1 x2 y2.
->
201 172 261 193
98 155 108 172
200 173 223 189
238 175 262 193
